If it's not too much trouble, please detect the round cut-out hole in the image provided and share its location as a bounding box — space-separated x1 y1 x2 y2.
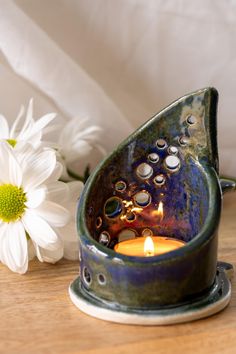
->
115 181 127 192
134 191 151 207
142 228 153 237
168 146 178 155
83 267 92 286
165 155 181 172
154 174 166 186
104 197 123 218
97 273 106 286
179 136 190 146
118 229 136 242
126 212 136 222
156 139 167 149
148 153 159 163
96 216 102 229
99 232 110 246
136 163 153 179
187 114 197 125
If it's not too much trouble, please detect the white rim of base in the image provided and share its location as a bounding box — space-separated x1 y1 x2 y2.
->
68 282 231 326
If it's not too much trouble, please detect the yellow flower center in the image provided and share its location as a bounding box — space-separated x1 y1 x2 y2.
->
0 184 27 222
6 139 17 147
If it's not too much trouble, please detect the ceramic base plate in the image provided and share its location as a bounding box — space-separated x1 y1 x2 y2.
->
69 262 233 325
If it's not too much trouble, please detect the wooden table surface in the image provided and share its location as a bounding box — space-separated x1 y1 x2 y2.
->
1 193 236 354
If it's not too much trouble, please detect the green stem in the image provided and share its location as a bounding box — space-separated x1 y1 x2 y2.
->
67 168 84 182
219 175 236 194
220 175 236 184
59 178 68 183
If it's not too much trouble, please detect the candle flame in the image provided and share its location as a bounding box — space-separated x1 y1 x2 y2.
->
144 236 155 257
151 201 164 219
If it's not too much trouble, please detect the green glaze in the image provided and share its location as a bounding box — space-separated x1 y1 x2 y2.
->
72 87 233 316
70 262 231 317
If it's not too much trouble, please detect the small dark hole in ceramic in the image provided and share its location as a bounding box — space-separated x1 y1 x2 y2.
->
126 212 136 222
104 197 123 218
97 274 106 285
115 181 127 192
83 267 92 286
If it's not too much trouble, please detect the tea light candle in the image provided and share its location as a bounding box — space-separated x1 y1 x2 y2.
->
114 236 186 257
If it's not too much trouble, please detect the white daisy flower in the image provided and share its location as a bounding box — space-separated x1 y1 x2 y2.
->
58 117 102 164
0 142 70 274
47 180 84 260
0 99 56 149
57 117 105 181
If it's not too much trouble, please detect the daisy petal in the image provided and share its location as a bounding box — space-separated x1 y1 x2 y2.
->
67 181 84 201
10 105 25 139
64 241 79 261
32 241 43 262
44 162 63 183
0 114 9 138
17 98 33 137
35 245 63 264
0 142 11 182
46 181 69 203
0 223 8 241
35 201 70 227
0 142 22 186
8 149 23 187
19 113 56 144
14 142 36 166
0 222 28 274
59 224 80 260
59 221 78 242
25 187 46 208
62 150 79 164
28 239 36 261
22 210 62 250
22 149 56 191
26 131 42 149
24 113 56 139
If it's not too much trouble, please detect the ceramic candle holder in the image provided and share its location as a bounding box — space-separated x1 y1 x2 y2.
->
69 87 234 325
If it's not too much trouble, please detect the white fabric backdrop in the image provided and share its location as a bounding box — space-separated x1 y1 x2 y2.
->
0 0 236 175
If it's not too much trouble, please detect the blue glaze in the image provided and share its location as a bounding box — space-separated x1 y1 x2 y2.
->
76 87 224 308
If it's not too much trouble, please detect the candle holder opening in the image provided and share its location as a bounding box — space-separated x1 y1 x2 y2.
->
69 87 234 325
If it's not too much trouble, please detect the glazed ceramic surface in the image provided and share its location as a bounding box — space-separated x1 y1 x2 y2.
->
71 88 233 321
69 262 232 325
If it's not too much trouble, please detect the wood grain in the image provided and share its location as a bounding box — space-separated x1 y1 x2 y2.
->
1 193 236 354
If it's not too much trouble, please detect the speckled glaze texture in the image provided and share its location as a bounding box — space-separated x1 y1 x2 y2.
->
76 88 225 309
